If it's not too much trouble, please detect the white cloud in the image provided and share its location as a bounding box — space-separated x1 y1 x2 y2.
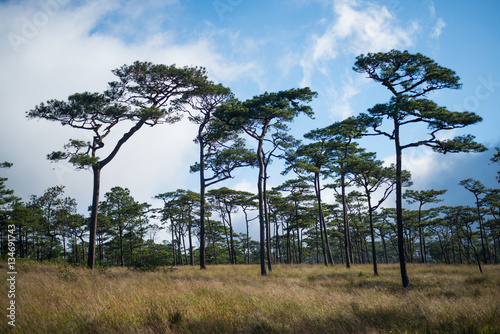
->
296 0 420 119
431 18 446 39
0 0 261 213
300 0 418 87
427 0 436 18
325 72 362 119
231 180 257 194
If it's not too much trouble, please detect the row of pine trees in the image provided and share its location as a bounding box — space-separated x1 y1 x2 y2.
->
1 172 499 269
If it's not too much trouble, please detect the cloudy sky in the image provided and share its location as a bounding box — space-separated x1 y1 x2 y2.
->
1 0 499 240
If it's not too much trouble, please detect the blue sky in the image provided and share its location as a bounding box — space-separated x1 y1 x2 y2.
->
1 0 499 241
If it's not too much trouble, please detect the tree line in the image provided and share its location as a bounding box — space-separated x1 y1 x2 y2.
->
0 177 498 271
0 50 498 287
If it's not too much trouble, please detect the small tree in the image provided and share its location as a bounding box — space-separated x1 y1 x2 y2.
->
156 190 200 266
274 179 315 265
354 50 486 287
403 189 446 264
491 148 500 183
0 162 18 211
352 152 411 275
459 178 490 264
100 186 140 267
215 88 317 275
235 192 258 264
206 187 242 264
28 62 207 269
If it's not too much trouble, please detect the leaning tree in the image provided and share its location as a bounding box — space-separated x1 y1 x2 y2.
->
353 50 486 287
27 61 207 269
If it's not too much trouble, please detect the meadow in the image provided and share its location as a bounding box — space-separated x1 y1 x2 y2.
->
1 261 499 333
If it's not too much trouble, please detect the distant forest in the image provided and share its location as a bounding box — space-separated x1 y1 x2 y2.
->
1 50 499 287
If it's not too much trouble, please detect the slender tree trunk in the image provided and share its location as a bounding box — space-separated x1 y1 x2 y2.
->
263 167 272 272
172 224 176 266
74 238 78 264
475 196 488 264
207 217 218 265
257 138 267 275
380 229 388 264
188 219 194 266
275 220 280 264
418 204 425 264
318 216 327 266
87 165 101 269
63 233 66 260
244 210 250 264
97 230 102 263
221 215 232 264
457 228 463 264
315 173 334 265
228 211 236 264
466 226 483 273
182 232 188 265
286 220 291 264
101 231 104 262
395 122 410 287
199 139 207 270
119 226 124 267
364 237 370 264
367 193 378 276
436 232 447 263
295 204 302 264
315 222 320 264
78 237 85 263
451 233 457 264
177 228 183 266
341 172 351 269
278 222 283 264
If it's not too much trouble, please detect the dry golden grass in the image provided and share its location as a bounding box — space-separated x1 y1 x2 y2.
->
1 261 499 333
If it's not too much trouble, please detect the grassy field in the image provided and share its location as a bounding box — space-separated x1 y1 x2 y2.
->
1 261 499 333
